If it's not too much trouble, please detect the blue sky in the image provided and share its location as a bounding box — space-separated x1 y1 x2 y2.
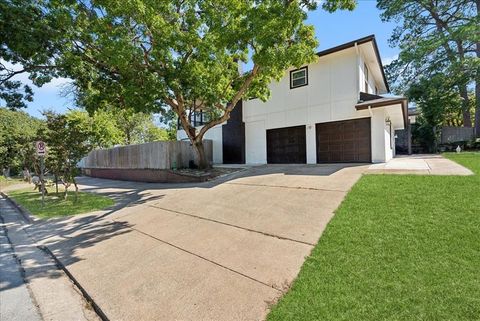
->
11 1 399 118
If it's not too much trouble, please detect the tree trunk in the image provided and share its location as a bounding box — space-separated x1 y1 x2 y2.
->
54 174 59 195
73 178 78 202
459 85 472 127
476 77 480 137
192 140 210 169
475 0 480 137
64 184 69 201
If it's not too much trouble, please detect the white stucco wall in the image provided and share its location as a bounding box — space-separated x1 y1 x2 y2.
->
244 47 386 164
245 120 266 164
371 108 387 163
177 125 223 164
370 107 396 163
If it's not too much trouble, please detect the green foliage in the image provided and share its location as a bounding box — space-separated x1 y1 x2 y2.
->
407 75 461 151
0 107 43 175
377 0 479 128
88 109 125 148
0 79 34 110
378 0 478 87
0 0 355 168
62 0 319 108
106 108 169 145
0 0 63 109
39 111 93 186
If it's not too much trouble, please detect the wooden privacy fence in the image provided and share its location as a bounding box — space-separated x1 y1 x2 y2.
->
82 140 213 170
441 127 474 144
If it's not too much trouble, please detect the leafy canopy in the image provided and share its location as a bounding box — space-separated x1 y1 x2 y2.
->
377 0 479 129
0 107 43 173
1 0 356 167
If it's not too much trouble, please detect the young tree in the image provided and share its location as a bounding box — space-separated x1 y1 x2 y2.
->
1 0 355 168
40 111 93 201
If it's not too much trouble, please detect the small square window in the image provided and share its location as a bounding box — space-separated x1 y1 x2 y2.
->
290 67 308 89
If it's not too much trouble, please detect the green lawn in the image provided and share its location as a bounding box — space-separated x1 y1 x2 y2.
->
268 152 480 321
8 187 115 219
0 176 25 189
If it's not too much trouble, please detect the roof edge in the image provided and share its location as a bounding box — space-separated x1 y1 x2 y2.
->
355 97 408 128
316 35 390 93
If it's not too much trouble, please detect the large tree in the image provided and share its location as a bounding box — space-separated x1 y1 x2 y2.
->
378 0 479 134
0 0 355 168
407 74 463 151
0 0 62 109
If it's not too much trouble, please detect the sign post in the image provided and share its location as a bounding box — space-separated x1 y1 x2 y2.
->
35 141 46 208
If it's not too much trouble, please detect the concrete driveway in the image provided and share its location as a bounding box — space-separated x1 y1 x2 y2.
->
368 154 473 175
26 163 368 321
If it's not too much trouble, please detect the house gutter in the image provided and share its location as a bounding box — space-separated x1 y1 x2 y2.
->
368 106 373 117
355 42 360 100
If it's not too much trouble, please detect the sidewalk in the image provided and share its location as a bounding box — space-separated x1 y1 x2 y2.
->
0 213 41 321
0 196 99 321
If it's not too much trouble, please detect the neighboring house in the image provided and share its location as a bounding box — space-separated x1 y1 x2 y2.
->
177 35 408 164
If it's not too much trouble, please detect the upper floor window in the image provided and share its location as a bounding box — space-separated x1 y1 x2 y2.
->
177 111 209 129
290 67 308 89
364 63 369 93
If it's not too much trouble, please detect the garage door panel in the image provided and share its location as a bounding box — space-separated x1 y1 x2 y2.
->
342 142 356 151
267 125 306 164
316 118 371 163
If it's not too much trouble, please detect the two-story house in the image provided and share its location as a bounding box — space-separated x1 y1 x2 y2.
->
177 35 408 165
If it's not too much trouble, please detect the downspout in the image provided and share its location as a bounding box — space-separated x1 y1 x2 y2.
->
355 42 360 101
368 105 374 162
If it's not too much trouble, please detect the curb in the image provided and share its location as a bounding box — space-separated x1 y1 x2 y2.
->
0 192 109 321
38 245 110 321
0 191 35 224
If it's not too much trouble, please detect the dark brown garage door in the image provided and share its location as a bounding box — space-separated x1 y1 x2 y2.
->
316 118 371 163
267 125 306 164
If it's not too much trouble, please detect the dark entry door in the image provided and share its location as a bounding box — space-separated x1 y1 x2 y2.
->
267 125 306 164
316 118 371 163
